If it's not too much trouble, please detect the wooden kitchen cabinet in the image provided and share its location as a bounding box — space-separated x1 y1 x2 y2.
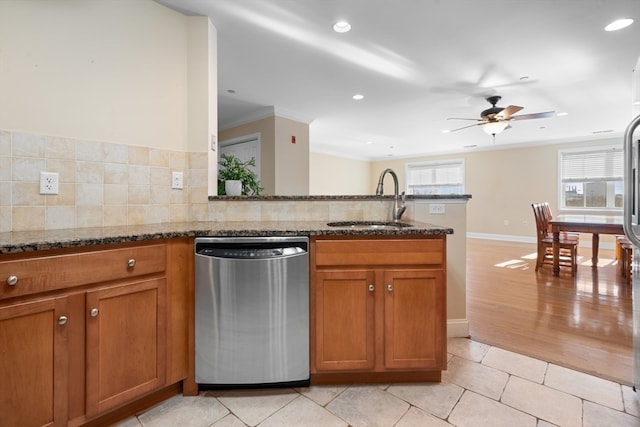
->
0 240 188 427
314 270 376 372
0 297 69 427
311 237 447 383
84 278 166 417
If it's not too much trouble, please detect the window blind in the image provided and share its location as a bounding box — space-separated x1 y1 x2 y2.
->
406 159 464 194
561 148 623 182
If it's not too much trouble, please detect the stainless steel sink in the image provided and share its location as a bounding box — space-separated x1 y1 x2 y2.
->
326 221 413 229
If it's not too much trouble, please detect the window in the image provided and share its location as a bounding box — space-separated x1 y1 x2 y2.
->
406 159 464 195
559 146 623 211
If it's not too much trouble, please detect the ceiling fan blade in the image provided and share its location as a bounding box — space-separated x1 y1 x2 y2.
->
495 105 523 120
511 111 556 121
448 122 484 132
446 117 484 122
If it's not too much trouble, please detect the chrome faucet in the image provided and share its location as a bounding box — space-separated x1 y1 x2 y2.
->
375 168 406 221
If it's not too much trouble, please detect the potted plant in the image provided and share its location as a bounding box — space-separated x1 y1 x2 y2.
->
218 154 263 196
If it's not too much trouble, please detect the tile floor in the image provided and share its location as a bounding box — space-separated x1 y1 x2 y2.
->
115 338 640 427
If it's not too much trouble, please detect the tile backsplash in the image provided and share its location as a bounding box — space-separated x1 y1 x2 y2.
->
1 129 408 232
0 130 208 232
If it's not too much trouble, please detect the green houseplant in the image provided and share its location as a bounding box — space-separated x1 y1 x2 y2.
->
218 154 263 196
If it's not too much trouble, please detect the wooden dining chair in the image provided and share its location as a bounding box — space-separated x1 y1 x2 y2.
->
616 235 633 284
531 203 579 275
540 202 580 240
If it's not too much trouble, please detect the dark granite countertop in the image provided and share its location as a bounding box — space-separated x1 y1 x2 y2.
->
0 220 453 255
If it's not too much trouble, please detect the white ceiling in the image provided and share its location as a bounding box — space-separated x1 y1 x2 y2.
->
157 0 640 160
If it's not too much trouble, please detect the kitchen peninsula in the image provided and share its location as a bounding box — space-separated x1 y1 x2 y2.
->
0 213 456 427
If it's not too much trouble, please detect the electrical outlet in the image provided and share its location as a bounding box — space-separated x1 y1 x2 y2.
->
40 172 59 195
172 171 183 189
429 203 445 214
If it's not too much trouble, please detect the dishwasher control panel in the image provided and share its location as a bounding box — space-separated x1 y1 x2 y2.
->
197 246 306 259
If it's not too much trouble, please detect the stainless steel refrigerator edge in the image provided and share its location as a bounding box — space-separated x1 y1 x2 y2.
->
194 237 310 386
623 111 640 391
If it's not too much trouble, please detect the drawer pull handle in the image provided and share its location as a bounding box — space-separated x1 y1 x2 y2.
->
6 276 18 286
387 284 393 292
368 284 374 292
127 259 136 268
90 308 99 317
58 316 68 325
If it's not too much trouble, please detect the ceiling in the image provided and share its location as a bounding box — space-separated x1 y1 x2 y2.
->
156 0 640 160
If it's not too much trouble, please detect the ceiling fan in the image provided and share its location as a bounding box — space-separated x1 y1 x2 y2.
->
447 95 555 136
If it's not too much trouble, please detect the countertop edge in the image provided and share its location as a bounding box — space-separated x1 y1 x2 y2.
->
0 220 454 254
208 194 472 201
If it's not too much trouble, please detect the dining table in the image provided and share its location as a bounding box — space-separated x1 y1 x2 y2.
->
548 215 624 276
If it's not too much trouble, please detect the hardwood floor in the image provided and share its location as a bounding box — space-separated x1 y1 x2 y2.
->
466 238 633 385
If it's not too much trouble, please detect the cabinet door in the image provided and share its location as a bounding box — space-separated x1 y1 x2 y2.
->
314 270 375 371
0 297 68 427
384 269 445 369
85 278 166 416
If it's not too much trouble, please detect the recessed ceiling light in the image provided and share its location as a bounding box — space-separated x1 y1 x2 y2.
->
352 94 364 100
605 18 634 31
557 112 569 116
442 130 451 133
333 21 351 33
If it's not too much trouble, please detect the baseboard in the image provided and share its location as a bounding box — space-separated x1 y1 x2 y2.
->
447 319 469 338
466 232 616 250
467 232 535 244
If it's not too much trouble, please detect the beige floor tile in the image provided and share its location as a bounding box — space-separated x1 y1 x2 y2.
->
622 385 640 417
111 416 142 427
215 388 298 427
482 346 548 383
395 406 453 427
137 394 229 427
211 413 249 427
386 381 464 418
544 364 624 411
501 376 582 427
442 355 509 400
259 395 347 427
325 385 409 427
449 390 536 427
447 337 491 362
583 400 640 427
296 385 347 406
536 421 557 427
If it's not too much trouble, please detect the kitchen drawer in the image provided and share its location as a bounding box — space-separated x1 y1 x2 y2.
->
314 238 444 267
0 244 166 299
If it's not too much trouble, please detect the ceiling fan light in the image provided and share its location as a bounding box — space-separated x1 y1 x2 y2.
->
482 121 509 135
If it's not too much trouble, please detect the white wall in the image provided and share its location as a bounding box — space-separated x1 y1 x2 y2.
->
0 0 207 152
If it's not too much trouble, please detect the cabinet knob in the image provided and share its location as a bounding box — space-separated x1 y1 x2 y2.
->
6 275 18 286
127 258 136 268
58 315 68 325
368 284 375 292
89 308 99 317
387 284 393 292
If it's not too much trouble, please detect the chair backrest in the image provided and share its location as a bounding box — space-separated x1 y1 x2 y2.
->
541 202 553 231
531 203 548 242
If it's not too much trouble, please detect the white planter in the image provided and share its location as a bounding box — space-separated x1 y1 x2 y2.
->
225 180 242 196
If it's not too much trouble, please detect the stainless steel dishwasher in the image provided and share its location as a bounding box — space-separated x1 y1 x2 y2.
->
194 236 309 387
